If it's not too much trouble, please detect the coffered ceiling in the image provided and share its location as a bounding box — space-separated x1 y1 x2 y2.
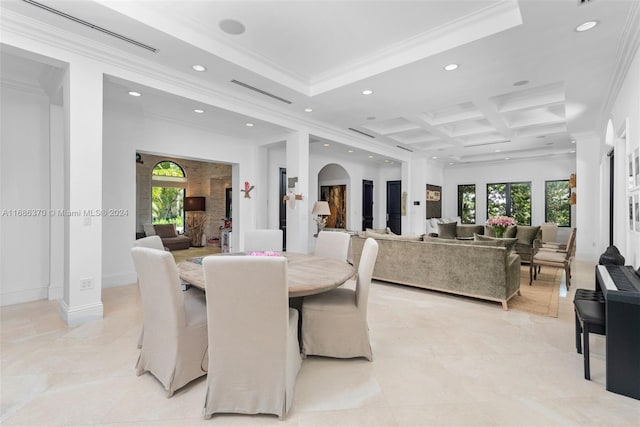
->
2 0 639 165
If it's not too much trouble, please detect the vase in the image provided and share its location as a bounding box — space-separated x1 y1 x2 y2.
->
494 226 506 238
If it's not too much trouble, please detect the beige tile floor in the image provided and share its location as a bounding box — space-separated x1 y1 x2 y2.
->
1 260 639 426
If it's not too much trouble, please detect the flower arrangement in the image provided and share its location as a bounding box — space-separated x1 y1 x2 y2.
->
486 215 515 238
248 251 281 257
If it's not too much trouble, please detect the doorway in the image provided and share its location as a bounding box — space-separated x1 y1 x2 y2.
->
279 168 287 251
386 180 401 234
362 180 374 230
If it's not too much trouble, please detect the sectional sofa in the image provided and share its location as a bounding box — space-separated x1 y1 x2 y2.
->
351 234 521 310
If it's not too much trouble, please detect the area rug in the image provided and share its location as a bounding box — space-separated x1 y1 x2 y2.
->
171 246 221 264
509 266 562 317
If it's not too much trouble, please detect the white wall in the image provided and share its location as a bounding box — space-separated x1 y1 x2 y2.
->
610 45 640 268
0 84 51 305
102 107 263 287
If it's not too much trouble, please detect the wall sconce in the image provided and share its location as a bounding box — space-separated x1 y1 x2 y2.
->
312 201 331 234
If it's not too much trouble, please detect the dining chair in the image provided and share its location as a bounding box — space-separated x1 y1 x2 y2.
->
314 230 351 262
301 237 379 361
133 235 168 349
539 222 559 245
244 229 283 252
202 255 301 419
131 247 208 397
529 227 576 288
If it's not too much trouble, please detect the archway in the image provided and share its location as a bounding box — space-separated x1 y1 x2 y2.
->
318 163 350 229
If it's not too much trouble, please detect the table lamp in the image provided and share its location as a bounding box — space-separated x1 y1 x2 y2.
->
312 201 331 234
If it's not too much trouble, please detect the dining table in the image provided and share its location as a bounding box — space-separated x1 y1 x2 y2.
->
177 252 356 298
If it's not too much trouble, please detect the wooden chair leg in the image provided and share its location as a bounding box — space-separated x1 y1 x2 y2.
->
529 263 533 285
565 264 571 289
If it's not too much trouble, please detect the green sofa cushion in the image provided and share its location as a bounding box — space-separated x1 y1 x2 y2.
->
437 222 458 239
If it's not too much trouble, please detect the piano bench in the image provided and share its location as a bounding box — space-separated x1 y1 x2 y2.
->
574 295 606 381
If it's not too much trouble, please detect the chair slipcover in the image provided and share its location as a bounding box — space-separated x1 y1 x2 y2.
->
314 231 351 262
133 235 165 251
539 223 558 244
530 228 576 288
131 247 208 397
133 235 167 348
202 256 301 419
244 229 283 252
302 237 379 360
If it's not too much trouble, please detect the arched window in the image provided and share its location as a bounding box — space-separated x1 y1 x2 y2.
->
151 161 187 233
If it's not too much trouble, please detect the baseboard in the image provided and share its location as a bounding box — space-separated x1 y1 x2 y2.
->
0 287 48 306
102 272 137 288
59 299 103 327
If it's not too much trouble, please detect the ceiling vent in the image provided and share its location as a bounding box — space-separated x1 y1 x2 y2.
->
22 0 158 53
577 0 595 5
230 80 292 104
348 128 375 138
396 145 414 152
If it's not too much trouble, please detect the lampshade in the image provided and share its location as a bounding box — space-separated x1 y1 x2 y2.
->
312 201 330 216
184 196 206 212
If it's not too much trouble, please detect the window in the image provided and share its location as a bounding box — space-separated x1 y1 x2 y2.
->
151 161 186 233
487 182 531 225
545 180 571 226
457 184 476 224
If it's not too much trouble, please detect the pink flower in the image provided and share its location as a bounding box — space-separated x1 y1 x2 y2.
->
248 251 281 257
486 215 516 227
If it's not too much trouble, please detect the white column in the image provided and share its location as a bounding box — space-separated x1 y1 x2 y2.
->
286 131 310 253
49 104 65 301
575 132 602 262
59 62 104 326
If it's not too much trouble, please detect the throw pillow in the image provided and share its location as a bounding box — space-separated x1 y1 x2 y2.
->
143 223 156 236
437 221 457 239
474 233 517 253
515 225 541 245
154 223 178 238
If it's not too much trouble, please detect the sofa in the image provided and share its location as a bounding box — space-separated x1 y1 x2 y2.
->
143 223 191 251
351 234 521 310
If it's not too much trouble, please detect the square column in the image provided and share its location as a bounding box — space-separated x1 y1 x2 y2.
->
286 131 310 253
59 62 104 326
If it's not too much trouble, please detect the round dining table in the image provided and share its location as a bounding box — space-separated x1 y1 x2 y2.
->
177 252 356 298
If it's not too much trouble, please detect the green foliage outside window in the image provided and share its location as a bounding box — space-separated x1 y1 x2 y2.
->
458 184 476 224
545 180 571 226
151 161 186 232
487 182 531 225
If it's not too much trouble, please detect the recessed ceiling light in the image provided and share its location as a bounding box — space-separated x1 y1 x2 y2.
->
444 63 458 71
571 139 576 144
505 157 511 160
384 159 389 163
431 156 438 159
576 21 598 32
219 19 245 35
323 143 330 147
390 161 395 164
513 80 529 86
128 91 141 97
193 109 204 114
348 150 354 153
570 150 576 154
362 89 373 95
495 149 501 153
245 123 254 127
368 155 373 159
191 64 206 72
449 162 454 165
304 108 313 113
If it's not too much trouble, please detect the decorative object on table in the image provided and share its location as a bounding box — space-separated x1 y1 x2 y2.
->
312 201 331 235
241 181 254 198
184 196 207 247
486 215 516 238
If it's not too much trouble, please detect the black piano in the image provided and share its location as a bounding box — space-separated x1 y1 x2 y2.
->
595 264 640 400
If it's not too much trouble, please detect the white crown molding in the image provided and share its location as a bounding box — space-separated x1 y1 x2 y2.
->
0 75 47 96
599 0 640 130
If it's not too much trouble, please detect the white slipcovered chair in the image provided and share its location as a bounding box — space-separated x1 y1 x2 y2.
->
314 230 351 262
530 227 576 289
302 237 379 361
244 229 283 252
133 235 167 348
539 222 559 245
131 247 208 397
202 255 301 419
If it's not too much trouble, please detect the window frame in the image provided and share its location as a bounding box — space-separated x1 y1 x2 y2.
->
486 181 532 225
457 184 476 224
544 179 571 227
